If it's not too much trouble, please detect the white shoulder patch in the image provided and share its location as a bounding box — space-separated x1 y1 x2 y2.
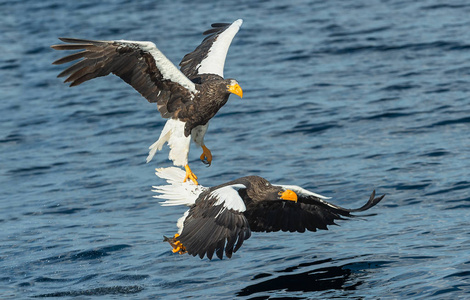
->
197 19 243 77
211 184 247 212
152 167 207 206
116 40 197 95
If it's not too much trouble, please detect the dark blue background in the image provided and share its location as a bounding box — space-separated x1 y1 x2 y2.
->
1 0 469 298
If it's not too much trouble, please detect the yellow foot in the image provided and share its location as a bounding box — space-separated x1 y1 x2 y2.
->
184 165 198 185
163 233 187 255
200 145 213 166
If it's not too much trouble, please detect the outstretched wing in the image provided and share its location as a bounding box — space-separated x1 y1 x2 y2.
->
244 188 385 233
177 184 252 260
51 38 197 118
179 19 243 79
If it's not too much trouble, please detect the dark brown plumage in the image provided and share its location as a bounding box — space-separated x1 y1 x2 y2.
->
51 20 245 184
51 39 241 137
155 170 385 260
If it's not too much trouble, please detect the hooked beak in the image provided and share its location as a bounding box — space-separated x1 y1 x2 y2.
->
228 83 243 98
279 189 298 202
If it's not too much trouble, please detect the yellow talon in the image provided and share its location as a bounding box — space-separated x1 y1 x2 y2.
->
164 233 187 255
184 165 198 185
200 145 213 166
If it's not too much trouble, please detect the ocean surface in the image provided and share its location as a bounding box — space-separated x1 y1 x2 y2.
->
1 0 470 298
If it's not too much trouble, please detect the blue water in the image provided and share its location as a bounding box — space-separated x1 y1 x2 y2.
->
1 0 470 298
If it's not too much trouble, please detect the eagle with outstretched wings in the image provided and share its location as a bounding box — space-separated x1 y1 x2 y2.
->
52 20 244 184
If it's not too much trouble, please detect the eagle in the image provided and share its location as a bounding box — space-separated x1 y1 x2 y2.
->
51 19 244 185
153 167 385 260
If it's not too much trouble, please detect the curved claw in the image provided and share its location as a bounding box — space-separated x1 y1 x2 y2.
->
184 165 198 185
200 145 212 167
200 156 211 166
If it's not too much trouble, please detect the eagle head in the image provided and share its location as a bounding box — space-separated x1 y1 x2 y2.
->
243 176 298 203
226 79 243 98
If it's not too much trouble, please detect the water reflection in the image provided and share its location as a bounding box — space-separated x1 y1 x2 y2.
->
237 257 390 297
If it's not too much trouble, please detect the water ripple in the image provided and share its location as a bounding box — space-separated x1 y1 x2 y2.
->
282 121 342 135
2 0 470 299
40 245 131 263
33 285 143 297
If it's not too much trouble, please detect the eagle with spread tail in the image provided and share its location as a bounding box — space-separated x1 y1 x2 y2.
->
51 20 244 184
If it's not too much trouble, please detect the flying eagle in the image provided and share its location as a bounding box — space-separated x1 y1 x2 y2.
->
51 19 244 185
153 167 385 260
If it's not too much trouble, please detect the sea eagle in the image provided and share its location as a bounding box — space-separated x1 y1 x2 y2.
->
51 19 244 184
153 167 385 260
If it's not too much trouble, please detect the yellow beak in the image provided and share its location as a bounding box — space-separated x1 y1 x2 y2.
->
228 83 243 98
279 189 298 202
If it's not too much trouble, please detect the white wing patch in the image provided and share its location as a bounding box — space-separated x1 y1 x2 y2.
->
277 184 331 200
276 184 347 211
197 19 243 77
152 167 207 206
117 40 197 95
212 184 247 212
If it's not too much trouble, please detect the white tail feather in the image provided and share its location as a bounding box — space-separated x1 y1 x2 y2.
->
152 167 207 206
146 121 172 163
146 119 191 166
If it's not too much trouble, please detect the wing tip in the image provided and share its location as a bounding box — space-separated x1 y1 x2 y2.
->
354 190 385 212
